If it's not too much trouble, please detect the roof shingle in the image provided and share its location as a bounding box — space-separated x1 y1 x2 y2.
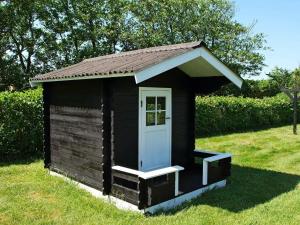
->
30 41 204 82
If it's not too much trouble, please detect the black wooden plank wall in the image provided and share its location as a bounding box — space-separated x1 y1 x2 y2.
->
43 83 51 168
111 68 195 169
45 79 105 191
47 79 103 108
110 78 139 169
50 106 103 190
140 68 195 167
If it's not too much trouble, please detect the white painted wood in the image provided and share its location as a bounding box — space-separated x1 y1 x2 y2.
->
175 171 180 196
134 47 243 88
202 160 208 185
112 165 184 180
138 87 172 171
199 48 243 88
111 166 144 176
29 72 135 87
135 48 202 83
139 166 184 179
204 153 232 162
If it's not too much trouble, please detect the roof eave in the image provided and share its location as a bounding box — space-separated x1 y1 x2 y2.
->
29 72 135 87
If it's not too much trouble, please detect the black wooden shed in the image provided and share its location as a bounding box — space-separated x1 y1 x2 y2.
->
30 41 242 213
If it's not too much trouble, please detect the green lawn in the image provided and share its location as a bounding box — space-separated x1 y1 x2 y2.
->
1 126 300 225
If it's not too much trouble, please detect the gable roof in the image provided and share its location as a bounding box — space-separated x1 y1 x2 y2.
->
30 41 243 88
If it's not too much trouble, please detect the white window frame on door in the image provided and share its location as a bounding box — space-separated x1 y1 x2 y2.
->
138 87 172 171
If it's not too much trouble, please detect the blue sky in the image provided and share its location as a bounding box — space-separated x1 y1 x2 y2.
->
233 0 300 79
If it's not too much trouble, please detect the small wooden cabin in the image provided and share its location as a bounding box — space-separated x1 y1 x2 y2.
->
30 41 242 213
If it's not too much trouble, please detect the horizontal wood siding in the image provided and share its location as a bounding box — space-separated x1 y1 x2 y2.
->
111 68 195 169
110 79 139 169
141 70 195 167
47 79 102 108
111 68 229 169
146 173 176 206
43 83 51 168
111 170 140 205
50 106 103 190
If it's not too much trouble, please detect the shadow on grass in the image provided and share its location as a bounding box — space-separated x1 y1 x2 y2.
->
159 165 300 215
0 154 42 167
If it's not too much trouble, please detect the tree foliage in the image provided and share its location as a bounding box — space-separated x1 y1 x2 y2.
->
268 67 300 134
213 79 281 98
0 0 267 90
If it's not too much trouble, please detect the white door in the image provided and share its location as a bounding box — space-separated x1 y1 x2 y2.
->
139 87 172 171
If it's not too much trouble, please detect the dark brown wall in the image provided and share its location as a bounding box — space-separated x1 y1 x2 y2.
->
44 80 106 191
111 68 195 169
43 70 230 191
50 106 103 190
47 79 103 108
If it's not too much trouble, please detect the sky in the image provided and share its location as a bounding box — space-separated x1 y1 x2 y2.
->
233 0 300 79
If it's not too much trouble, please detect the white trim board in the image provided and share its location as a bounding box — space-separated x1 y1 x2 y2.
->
135 47 243 88
49 170 226 214
112 165 184 180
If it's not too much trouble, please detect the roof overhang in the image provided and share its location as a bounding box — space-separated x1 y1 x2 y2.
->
30 46 243 89
134 47 243 88
30 73 135 87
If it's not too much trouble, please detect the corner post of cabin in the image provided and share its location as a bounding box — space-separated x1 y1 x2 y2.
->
42 83 51 168
101 80 112 195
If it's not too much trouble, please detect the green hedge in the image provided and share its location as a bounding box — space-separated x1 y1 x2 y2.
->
0 88 298 158
195 94 299 136
0 88 43 158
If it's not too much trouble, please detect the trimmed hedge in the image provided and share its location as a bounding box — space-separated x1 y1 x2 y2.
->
195 94 299 136
0 89 298 157
0 88 43 158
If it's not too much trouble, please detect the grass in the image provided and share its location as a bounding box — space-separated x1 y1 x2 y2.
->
0 125 300 225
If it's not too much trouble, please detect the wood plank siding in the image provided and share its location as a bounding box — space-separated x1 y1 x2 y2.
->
110 68 195 169
43 80 106 191
42 68 229 196
50 106 103 190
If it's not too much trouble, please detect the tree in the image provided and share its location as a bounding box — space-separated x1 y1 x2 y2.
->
125 0 268 76
268 67 300 134
0 0 268 90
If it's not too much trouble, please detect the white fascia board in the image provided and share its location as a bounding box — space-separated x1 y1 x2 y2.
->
199 48 243 88
204 153 232 163
134 48 202 84
112 165 144 177
112 165 184 180
134 47 243 89
29 73 135 87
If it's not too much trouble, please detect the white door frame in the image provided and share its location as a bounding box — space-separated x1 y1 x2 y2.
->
138 87 172 171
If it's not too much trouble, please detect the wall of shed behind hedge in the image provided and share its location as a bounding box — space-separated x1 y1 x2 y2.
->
0 88 43 159
195 94 299 136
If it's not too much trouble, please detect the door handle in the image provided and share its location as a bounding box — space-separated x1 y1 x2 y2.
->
166 117 171 120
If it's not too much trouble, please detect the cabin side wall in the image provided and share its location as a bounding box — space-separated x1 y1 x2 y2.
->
43 80 107 191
